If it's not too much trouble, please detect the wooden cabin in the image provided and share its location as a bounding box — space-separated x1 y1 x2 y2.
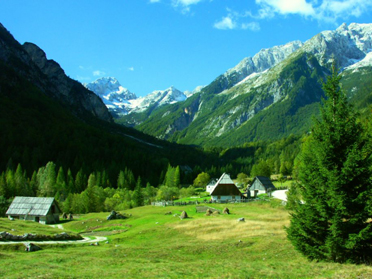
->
6 196 61 224
249 176 277 197
210 173 243 201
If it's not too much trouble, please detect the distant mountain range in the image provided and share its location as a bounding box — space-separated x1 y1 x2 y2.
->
115 22 372 147
84 77 203 117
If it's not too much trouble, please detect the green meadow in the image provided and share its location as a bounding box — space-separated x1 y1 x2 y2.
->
1 201 372 278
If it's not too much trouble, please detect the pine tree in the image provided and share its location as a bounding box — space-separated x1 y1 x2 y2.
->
286 66 372 264
132 176 144 207
117 170 125 189
75 169 86 193
66 169 75 193
174 166 181 188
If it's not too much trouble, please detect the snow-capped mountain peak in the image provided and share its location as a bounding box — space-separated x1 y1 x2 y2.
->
85 77 188 116
85 77 136 100
128 86 186 113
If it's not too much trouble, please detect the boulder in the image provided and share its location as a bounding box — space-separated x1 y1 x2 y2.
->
24 243 41 252
205 209 212 216
107 210 127 220
223 207 230 214
237 217 245 222
180 211 188 219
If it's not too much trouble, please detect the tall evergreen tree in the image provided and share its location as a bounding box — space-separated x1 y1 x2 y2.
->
132 176 144 207
174 166 181 188
66 169 75 193
286 66 372 264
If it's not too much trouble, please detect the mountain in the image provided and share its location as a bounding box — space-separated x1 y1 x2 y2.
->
7 36 113 122
84 77 137 117
130 86 186 113
0 23 214 185
118 23 372 147
85 77 188 118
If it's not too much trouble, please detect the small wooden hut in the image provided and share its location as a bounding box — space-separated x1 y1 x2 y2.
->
210 173 243 202
249 176 277 197
6 196 61 224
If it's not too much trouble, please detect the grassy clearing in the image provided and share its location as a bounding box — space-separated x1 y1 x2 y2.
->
1 201 372 278
272 180 294 189
0 218 64 236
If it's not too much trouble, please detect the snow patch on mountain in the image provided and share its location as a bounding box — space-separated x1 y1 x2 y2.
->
344 51 372 72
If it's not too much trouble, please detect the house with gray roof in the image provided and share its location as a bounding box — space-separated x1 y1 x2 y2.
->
210 173 243 202
249 176 277 197
6 196 61 224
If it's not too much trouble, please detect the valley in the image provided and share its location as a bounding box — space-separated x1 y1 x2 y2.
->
1 16 372 278
2 202 372 278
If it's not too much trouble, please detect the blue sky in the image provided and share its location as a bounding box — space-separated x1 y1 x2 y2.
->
1 0 372 96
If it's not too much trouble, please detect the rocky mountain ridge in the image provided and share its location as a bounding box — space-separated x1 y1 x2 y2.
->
119 22 372 147
0 23 112 122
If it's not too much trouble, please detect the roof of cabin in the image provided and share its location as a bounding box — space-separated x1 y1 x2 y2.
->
250 176 277 191
210 173 242 196
6 196 59 216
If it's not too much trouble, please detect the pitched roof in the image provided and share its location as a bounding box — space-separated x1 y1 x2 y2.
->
210 184 242 196
210 173 242 196
215 173 235 185
250 176 276 191
6 196 57 216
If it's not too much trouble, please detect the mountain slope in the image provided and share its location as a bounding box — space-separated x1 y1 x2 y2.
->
0 23 214 184
0 28 113 122
119 23 372 147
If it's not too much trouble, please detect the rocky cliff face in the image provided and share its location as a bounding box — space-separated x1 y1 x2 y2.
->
22 43 112 122
0 23 112 122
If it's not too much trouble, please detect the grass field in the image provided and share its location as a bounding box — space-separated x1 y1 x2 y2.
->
1 200 372 278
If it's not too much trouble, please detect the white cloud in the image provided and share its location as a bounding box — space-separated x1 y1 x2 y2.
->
214 16 237 30
128 67 135 71
93 70 106 76
317 0 372 20
241 22 261 31
172 0 203 13
252 0 372 22
256 0 315 16
149 0 160 3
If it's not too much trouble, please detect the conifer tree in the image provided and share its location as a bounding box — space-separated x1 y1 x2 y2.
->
66 169 75 193
117 170 125 189
132 176 144 207
75 169 86 193
174 166 181 188
286 66 372 264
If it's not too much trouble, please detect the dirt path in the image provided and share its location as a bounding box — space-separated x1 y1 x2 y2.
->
0 235 107 245
272 189 288 202
0 223 107 245
49 224 64 230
